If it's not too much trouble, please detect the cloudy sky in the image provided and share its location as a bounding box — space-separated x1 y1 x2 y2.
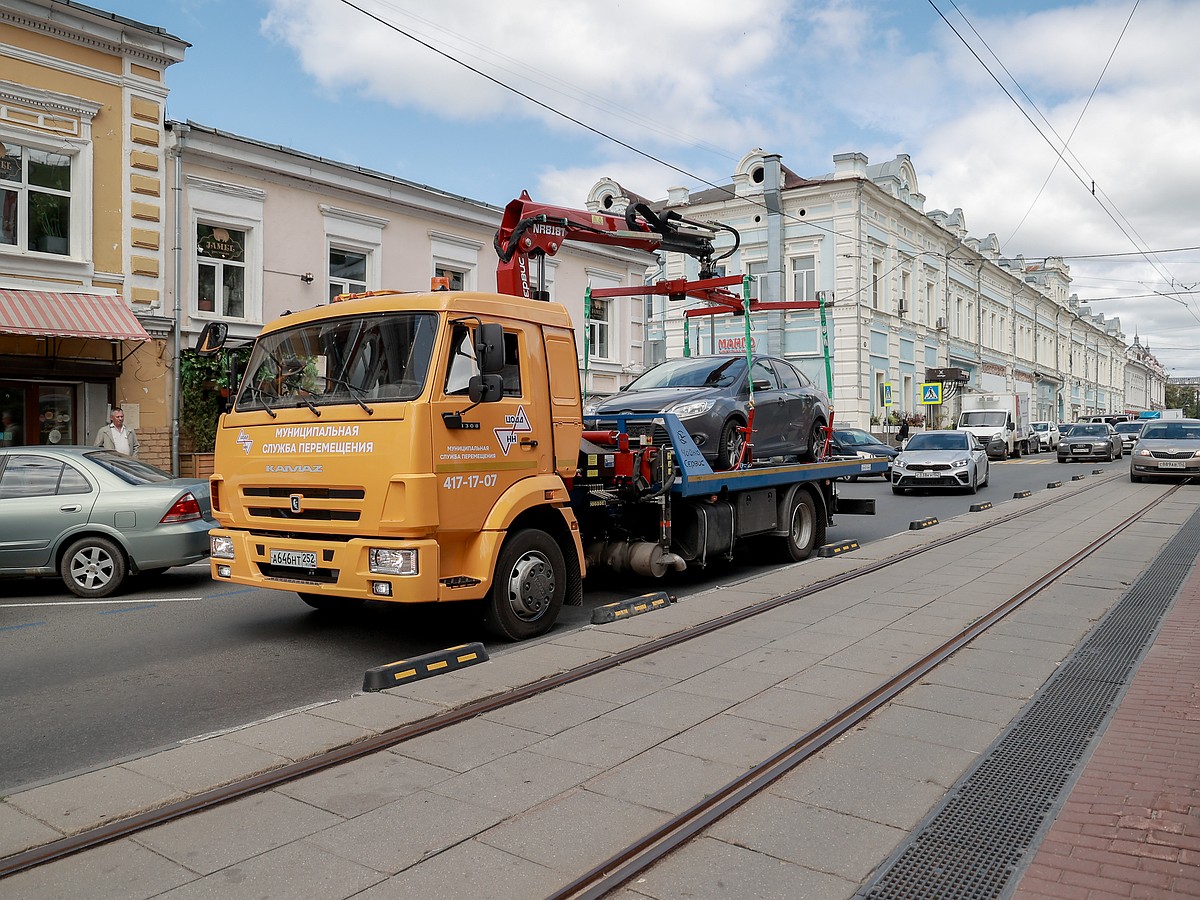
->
109 0 1200 374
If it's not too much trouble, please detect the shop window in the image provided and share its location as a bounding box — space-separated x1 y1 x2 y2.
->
197 223 247 317
0 141 73 255
329 247 368 301
37 385 74 446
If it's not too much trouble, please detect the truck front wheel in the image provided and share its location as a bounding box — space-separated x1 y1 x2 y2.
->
485 529 565 640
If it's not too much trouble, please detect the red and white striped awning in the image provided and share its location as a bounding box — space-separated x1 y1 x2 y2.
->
0 289 151 341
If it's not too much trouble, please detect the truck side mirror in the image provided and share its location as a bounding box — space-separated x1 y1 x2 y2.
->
195 322 228 357
475 323 504 374
468 373 504 404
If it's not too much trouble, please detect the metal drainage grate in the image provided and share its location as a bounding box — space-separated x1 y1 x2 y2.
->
857 506 1200 900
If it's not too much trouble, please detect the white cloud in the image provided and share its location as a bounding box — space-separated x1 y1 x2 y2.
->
262 0 783 151
257 0 1200 371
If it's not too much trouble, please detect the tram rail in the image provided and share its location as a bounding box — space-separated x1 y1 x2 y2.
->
0 472 1182 889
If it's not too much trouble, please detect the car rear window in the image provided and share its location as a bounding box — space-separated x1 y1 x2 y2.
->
0 454 93 499
85 450 173 485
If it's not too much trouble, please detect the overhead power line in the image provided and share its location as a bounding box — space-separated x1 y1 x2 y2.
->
336 0 1188 318
926 0 1197 325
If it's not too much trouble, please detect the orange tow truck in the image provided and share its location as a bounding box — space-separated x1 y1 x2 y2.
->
197 198 883 638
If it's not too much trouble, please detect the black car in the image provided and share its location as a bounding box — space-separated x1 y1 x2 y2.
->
828 428 898 479
586 354 830 469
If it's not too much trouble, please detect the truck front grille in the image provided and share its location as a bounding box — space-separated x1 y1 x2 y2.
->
241 485 365 522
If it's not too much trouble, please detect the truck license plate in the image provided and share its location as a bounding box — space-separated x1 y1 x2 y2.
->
270 549 317 568
1159 460 1185 469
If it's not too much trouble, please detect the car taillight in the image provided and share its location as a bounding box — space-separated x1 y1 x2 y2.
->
161 492 202 524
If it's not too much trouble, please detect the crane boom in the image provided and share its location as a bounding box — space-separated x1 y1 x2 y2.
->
495 191 738 300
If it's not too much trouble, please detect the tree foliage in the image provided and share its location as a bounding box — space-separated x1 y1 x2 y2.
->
179 349 247 453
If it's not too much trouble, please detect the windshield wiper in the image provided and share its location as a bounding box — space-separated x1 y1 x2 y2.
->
253 386 278 418
296 394 321 417
324 375 375 416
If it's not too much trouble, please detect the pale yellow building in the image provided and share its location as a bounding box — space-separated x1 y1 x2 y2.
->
0 1 186 465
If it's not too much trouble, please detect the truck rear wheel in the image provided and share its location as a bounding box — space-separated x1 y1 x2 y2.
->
485 529 565 641
775 490 818 561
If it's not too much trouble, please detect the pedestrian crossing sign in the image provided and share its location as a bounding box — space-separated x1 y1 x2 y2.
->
921 382 943 404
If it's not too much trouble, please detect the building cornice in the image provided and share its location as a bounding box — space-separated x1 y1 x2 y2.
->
0 1 188 69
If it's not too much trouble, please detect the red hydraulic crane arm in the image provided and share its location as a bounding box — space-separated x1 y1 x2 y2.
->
495 191 738 300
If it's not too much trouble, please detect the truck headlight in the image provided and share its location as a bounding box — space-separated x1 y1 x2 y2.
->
668 399 715 419
991 432 1004 442
369 548 418 575
211 534 235 559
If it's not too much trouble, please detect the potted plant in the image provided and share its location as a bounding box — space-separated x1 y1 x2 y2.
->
179 347 246 476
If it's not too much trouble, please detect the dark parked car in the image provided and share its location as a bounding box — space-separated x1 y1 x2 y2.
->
828 428 898 479
0 447 215 597
586 354 829 469
1058 423 1122 462
1129 418 1200 481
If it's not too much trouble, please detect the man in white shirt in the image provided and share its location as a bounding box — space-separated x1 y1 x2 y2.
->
94 407 140 457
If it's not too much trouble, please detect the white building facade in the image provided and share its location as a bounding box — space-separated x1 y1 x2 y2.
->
588 150 1150 429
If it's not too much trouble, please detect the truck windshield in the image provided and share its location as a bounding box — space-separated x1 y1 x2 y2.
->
959 411 1007 427
236 312 438 412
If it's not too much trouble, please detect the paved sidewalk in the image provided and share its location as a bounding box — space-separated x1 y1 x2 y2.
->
0 474 1196 899
1012 556 1200 899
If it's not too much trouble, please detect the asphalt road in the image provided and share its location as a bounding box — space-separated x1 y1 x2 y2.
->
0 450 1128 794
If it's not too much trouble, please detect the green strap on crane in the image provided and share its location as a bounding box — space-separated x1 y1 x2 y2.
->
819 290 833 396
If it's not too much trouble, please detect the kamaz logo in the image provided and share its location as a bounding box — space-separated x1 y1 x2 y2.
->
266 465 324 473
532 224 566 237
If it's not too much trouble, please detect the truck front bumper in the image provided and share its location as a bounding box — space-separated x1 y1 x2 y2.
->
209 529 443 603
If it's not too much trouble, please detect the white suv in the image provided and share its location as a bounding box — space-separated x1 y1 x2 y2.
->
1030 421 1061 450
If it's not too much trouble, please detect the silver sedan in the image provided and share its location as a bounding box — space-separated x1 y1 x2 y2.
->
1129 419 1200 481
0 447 215 597
891 430 990 494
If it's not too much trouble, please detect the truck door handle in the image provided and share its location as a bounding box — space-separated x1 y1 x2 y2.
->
60 504 82 513
520 438 539 448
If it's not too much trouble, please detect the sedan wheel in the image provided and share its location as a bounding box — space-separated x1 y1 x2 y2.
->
801 420 825 462
717 419 746 470
60 536 127 598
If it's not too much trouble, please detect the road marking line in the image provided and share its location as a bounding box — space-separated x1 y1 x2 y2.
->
0 597 203 608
